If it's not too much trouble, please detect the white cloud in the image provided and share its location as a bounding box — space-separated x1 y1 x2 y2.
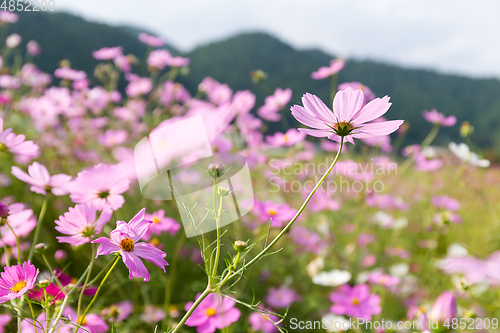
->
54 0 500 78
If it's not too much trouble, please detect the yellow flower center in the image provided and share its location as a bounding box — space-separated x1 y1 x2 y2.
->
380 277 387 285
205 308 216 316
78 315 87 325
269 210 276 216
120 237 135 252
153 217 160 223
151 238 161 247
352 298 360 305
11 281 26 293
283 135 288 142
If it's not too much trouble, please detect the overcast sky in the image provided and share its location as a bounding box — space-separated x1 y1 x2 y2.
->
55 0 500 79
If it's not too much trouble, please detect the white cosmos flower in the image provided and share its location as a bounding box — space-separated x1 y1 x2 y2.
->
312 269 351 286
447 242 468 257
449 142 490 167
389 263 410 277
306 257 325 277
322 314 350 332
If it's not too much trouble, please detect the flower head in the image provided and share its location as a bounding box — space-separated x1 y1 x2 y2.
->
92 46 123 60
253 200 296 228
291 88 403 145
0 261 39 303
249 305 280 333
0 118 39 157
329 284 381 321
266 129 306 147
185 293 241 333
138 32 165 47
265 285 300 309
428 291 457 323
312 270 351 287
311 58 345 79
258 88 292 121
92 208 168 282
101 300 133 322
449 142 490 167
422 109 456 127
12 162 72 195
143 209 180 241
70 163 130 211
0 203 36 247
55 203 112 246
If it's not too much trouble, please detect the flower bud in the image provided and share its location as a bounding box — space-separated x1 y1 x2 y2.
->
34 243 47 253
39 279 50 288
428 291 457 324
250 70 267 83
217 185 231 197
233 240 248 252
0 201 9 218
460 121 474 138
207 163 224 178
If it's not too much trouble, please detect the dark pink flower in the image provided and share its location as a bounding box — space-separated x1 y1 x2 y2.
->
0 118 39 157
70 163 130 211
329 284 381 321
55 203 112 246
0 261 39 303
12 162 72 195
311 58 345 79
185 293 241 333
422 109 456 127
138 32 165 47
93 208 168 282
291 88 404 145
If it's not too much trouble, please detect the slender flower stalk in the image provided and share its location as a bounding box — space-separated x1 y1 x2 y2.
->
28 196 48 261
77 244 96 319
170 288 212 333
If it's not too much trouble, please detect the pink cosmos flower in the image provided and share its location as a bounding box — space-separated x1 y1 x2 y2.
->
92 46 123 60
249 305 280 333
125 74 152 97
6 33 21 48
0 11 18 23
431 195 460 211
306 187 341 213
422 109 456 127
440 251 500 285
147 49 172 70
54 67 87 81
265 285 301 309
0 261 39 303
291 88 404 145
199 77 233 105
0 314 11 333
266 129 306 147
29 269 96 302
55 203 112 246
290 226 324 254
0 118 39 157
101 300 134 322
329 284 381 321
253 200 296 228
311 58 345 79
185 293 241 333
368 272 400 287
92 208 169 282
26 40 41 56
428 291 457 323
70 163 130 211
138 32 165 47
98 129 128 147
11 162 72 195
54 249 67 261
143 209 181 241
0 203 36 247
338 82 376 105
140 305 166 323
257 88 292 121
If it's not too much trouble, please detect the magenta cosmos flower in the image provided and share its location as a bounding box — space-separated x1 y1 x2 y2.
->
12 162 72 195
143 209 181 241
138 32 165 47
422 109 456 127
70 163 130 211
185 293 241 333
55 203 112 246
311 58 345 79
291 88 404 145
329 284 381 321
266 129 306 147
253 200 296 228
0 261 39 303
0 118 39 157
92 208 168 282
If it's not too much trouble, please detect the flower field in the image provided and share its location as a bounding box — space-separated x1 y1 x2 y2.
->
1 11 500 333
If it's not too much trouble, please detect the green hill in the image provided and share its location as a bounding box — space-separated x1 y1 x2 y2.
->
8 12 500 151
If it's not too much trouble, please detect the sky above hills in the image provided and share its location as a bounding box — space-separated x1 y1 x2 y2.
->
55 0 500 79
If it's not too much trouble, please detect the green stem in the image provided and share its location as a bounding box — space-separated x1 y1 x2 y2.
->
420 124 440 150
4 219 21 263
212 195 224 281
77 244 96 319
163 233 186 321
222 137 344 286
26 297 37 333
28 196 48 261
77 255 120 331
170 288 212 333
44 288 50 333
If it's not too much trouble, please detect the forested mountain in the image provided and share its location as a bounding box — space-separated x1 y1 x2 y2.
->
8 11 500 150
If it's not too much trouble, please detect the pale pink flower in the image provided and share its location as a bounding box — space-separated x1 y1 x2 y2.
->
92 46 123 60
422 109 456 127
266 129 306 147
253 200 296 228
0 314 11 333
26 40 41 56
0 203 36 247
249 305 280 333
311 58 345 79
0 118 39 157
141 305 166 323
101 300 134 322
55 203 112 246
93 208 168 281
143 209 181 240
431 195 460 211
98 129 128 147
368 272 400 287
338 82 375 105
265 285 301 309
125 74 152 97
0 11 18 23
70 163 130 211
138 32 165 47
12 162 72 195
291 88 404 145
0 261 39 303
6 33 21 48
258 88 292 121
